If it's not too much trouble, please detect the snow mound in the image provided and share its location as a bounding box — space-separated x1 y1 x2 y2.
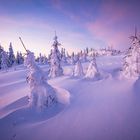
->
54 87 70 105
0 85 70 122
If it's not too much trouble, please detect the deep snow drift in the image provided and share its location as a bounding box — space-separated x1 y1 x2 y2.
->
0 55 140 140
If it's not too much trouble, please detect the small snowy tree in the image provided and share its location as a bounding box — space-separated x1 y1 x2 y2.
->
8 42 15 67
85 47 89 54
25 50 57 110
122 28 140 78
73 59 84 77
38 53 43 64
1 50 9 71
0 45 4 69
70 52 75 65
61 48 67 64
85 57 100 79
42 55 48 65
16 52 24 64
48 33 63 78
82 50 88 62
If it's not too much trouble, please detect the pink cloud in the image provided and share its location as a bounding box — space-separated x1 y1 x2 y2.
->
50 0 137 50
85 1 137 50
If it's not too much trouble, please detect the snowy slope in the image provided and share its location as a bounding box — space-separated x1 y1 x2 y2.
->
0 55 140 140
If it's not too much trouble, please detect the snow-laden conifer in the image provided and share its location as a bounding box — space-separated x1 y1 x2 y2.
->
73 59 84 77
122 28 140 78
1 50 9 71
8 42 15 67
25 50 57 110
48 33 63 78
85 57 100 79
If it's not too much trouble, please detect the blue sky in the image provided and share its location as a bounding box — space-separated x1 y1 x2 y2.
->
0 0 140 56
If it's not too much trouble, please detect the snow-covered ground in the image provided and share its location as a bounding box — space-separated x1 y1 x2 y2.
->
0 55 140 140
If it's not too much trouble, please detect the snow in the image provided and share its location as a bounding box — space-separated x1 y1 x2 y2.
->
0 55 140 140
133 76 140 94
85 57 100 80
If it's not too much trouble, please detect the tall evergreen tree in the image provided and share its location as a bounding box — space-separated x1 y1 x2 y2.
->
122 28 140 78
0 45 4 69
16 52 24 64
8 42 15 67
73 58 84 77
85 57 100 79
61 48 67 64
70 52 75 65
38 53 43 64
1 50 9 71
48 32 63 78
25 50 57 110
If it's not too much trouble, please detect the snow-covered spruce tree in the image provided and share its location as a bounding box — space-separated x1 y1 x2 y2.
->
0 45 4 69
38 53 43 64
42 55 48 65
1 50 9 71
25 50 57 110
16 52 20 64
74 53 79 63
37 54 48 65
85 57 100 79
73 58 84 77
90 49 98 58
19 52 24 64
79 50 83 60
122 29 140 78
70 52 75 65
61 48 67 64
48 33 63 78
16 52 24 64
8 42 15 67
82 49 88 62
86 47 89 54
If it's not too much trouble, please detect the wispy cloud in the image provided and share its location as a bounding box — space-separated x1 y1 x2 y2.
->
85 1 140 49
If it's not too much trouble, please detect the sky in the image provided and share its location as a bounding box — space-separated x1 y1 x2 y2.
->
0 0 140 56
